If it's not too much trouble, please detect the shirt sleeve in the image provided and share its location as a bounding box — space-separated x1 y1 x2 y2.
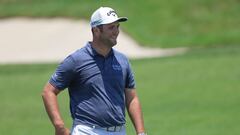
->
125 60 136 89
49 55 76 90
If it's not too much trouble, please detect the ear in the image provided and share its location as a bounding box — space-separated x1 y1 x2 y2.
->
92 27 100 36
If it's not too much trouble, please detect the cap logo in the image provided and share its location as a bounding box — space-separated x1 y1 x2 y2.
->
107 10 117 17
91 19 102 26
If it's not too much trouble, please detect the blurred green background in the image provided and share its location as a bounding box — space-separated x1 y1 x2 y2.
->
0 0 240 135
0 0 240 48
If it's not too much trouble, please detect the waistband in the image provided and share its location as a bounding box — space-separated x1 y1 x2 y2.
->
92 124 124 132
73 121 124 132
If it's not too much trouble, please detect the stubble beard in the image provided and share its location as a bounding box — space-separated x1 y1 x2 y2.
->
111 38 117 46
99 32 118 48
104 37 117 48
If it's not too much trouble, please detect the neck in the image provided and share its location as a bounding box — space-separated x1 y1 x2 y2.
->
91 40 112 57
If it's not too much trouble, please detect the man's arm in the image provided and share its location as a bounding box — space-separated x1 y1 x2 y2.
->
125 88 146 135
41 82 70 135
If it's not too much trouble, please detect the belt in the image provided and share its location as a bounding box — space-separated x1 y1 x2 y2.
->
91 125 124 132
102 125 123 132
73 121 124 132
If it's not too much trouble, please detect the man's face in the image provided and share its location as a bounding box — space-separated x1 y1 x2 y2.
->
99 22 120 47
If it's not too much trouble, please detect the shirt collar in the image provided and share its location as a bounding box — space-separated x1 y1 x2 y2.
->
86 42 114 58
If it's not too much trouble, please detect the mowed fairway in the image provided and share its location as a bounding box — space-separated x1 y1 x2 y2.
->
0 46 239 135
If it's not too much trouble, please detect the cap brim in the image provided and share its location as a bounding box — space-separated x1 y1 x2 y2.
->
92 17 128 27
117 17 128 22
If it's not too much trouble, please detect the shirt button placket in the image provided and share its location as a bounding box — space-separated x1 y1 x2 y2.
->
103 58 108 72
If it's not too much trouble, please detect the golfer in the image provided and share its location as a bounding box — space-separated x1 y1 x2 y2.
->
42 7 146 135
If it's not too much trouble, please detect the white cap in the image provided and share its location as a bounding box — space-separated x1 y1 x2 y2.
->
90 7 128 28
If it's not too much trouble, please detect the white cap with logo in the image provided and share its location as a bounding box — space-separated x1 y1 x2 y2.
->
90 7 128 28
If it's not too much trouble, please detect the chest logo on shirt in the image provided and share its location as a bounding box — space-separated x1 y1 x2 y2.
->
53 73 59 79
112 64 121 71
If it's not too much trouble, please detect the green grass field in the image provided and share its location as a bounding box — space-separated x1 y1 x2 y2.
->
0 46 239 135
0 0 240 134
0 0 239 48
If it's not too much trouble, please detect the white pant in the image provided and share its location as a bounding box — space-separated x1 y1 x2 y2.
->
71 124 126 135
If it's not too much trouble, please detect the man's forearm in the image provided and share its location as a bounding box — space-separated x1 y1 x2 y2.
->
127 96 145 134
42 84 65 128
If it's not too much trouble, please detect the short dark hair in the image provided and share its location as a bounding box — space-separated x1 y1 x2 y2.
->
97 25 103 32
91 25 103 36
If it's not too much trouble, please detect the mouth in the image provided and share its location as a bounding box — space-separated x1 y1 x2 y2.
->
112 36 118 40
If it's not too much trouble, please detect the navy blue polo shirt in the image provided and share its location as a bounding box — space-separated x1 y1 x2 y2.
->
49 42 135 127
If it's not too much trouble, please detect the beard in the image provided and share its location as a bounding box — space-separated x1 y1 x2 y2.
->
109 38 117 46
102 36 118 47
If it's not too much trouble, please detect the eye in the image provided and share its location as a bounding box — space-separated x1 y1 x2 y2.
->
109 26 114 30
108 24 119 30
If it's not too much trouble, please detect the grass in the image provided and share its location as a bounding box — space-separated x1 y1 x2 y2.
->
0 0 239 134
0 0 239 48
0 45 239 135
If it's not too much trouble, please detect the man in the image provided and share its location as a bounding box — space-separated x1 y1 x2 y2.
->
42 7 146 135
